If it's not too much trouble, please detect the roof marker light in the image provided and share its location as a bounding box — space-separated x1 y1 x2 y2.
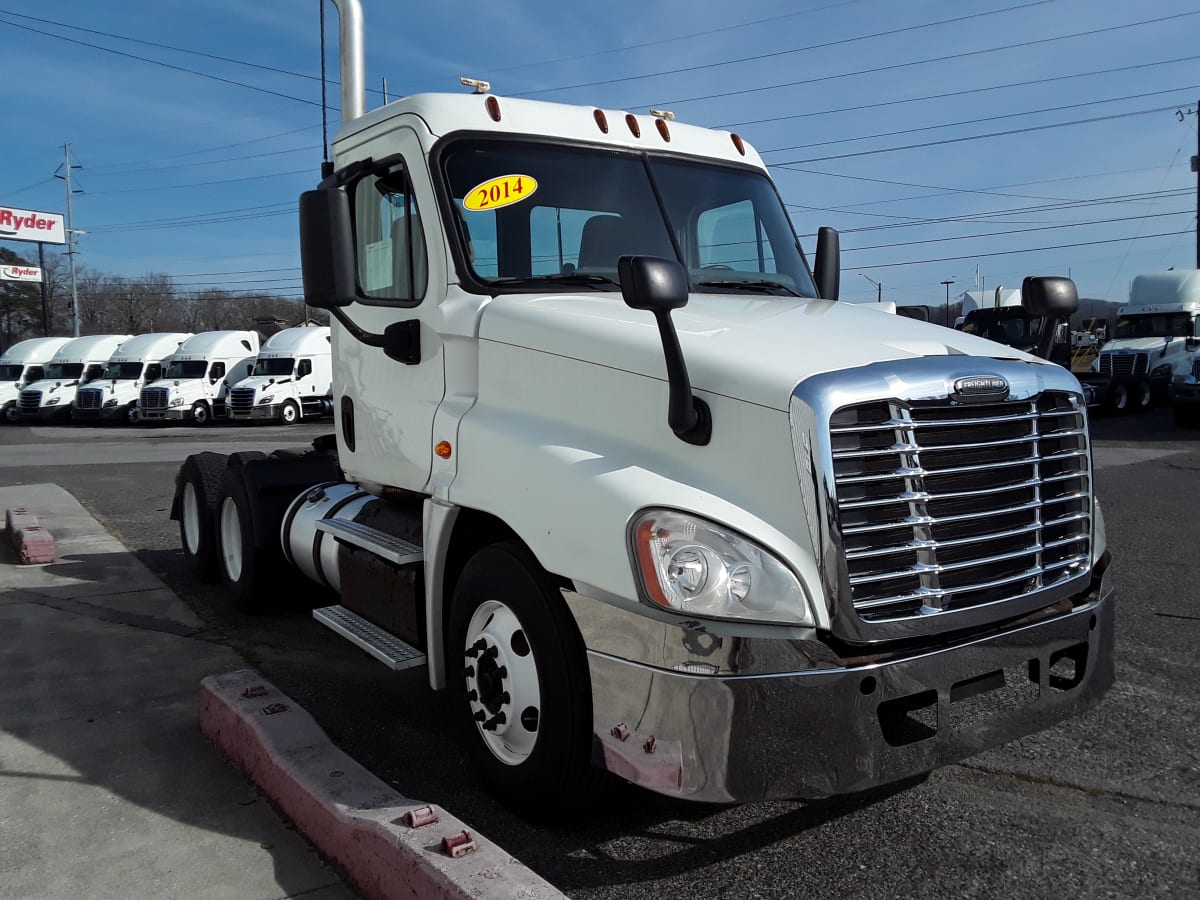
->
459 76 491 94
655 118 671 142
593 109 609 133
485 95 502 122
625 114 641 138
731 133 746 156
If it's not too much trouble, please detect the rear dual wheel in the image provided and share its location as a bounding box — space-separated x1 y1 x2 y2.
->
177 453 228 581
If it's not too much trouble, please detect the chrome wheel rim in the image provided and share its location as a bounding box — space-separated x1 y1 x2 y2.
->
219 497 243 582
463 600 540 766
282 403 297 424
182 482 201 555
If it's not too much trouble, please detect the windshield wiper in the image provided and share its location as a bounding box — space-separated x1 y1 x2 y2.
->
696 279 801 297
491 273 620 289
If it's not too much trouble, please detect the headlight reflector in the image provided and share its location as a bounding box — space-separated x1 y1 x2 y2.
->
258 395 273 405
169 397 184 407
630 510 814 626
1150 363 1171 379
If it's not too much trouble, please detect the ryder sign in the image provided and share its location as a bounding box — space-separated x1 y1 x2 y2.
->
0 206 65 244
1 265 43 283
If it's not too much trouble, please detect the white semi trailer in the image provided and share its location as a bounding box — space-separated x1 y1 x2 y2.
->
171 0 1114 818
139 330 259 425
0 337 71 424
73 332 192 424
228 326 333 424
18 334 131 423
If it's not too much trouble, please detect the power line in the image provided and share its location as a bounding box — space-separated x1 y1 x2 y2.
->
840 230 1193 271
89 202 295 229
715 53 1200 129
0 15 324 108
86 169 313 195
768 103 1188 166
638 10 1200 110
86 145 320 177
762 86 1200 154
512 1 1050 98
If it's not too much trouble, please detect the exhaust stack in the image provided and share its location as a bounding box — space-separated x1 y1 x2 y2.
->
331 0 365 125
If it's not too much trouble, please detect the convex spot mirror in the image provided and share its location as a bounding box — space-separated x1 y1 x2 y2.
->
1021 276 1079 318
299 189 356 310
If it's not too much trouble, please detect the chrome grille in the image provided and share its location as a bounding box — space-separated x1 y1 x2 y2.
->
830 392 1091 622
75 388 102 410
18 389 41 412
230 387 255 414
1098 352 1148 377
140 387 169 410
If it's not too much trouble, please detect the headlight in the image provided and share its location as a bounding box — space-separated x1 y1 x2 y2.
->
169 397 184 407
630 510 814 626
1150 363 1171 379
258 395 273 405
45 398 59 406
104 398 118 407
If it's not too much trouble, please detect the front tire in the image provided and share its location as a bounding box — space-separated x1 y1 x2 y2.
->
280 400 300 425
191 401 211 426
449 541 597 819
2 402 17 424
127 404 140 424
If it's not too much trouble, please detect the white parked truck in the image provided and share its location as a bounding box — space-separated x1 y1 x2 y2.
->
139 330 259 425
1083 270 1200 414
228 326 333 424
170 0 1113 818
18 334 132 423
0 336 72 424
72 332 192 424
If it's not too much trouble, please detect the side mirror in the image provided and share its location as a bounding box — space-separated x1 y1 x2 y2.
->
618 255 710 446
300 188 357 310
1186 319 1198 352
813 226 840 301
1021 276 1078 361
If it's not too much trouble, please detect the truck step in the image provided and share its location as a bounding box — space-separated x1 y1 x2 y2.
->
313 605 427 671
316 518 424 566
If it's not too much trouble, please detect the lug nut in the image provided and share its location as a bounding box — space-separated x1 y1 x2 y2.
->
497 666 508 678
484 645 499 659
466 689 478 702
498 691 510 704
482 712 507 731
473 710 486 722
464 665 475 677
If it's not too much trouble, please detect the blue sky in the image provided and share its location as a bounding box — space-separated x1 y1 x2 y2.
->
0 0 1196 310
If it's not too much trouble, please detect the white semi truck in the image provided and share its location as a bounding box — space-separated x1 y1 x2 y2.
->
228 326 333 424
73 332 192 424
1083 270 1200 414
18 334 132 423
0 336 72 424
139 330 259 425
170 0 1113 817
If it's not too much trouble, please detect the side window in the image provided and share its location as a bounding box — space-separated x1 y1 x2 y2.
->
696 199 776 273
83 364 104 383
209 362 226 381
26 366 44 382
354 163 428 301
297 359 312 378
145 364 162 382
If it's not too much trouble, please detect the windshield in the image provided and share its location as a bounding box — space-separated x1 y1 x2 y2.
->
439 140 816 297
1114 313 1192 339
961 310 1044 346
166 360 208 379
106 362 144 380
253 357 295 377
0 364 23 381
44 363 84 380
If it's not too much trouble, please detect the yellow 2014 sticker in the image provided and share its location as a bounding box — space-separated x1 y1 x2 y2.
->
463 174 537 211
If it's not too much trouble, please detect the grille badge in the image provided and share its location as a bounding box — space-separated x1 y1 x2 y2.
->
951 375 1009 404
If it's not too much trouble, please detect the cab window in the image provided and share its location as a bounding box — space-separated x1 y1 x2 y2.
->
354 162 428 302
209 362 226 381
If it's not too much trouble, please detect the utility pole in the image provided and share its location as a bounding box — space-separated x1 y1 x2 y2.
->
54 143 84 337
1184 99 1200 267
860 273 882 303
941 279 955 327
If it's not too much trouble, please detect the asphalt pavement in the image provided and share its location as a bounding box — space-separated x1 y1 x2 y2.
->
0 415 1197 899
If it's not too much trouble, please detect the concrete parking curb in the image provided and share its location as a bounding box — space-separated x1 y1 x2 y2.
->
200 669 564 900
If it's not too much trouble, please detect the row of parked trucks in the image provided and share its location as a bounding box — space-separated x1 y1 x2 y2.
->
0 327 333 426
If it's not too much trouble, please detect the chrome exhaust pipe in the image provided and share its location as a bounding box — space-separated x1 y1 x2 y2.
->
331 0 365 124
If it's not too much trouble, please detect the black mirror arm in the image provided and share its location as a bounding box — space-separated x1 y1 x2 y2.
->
1034 317 1063 360
651 309 711 445
325 306 421 365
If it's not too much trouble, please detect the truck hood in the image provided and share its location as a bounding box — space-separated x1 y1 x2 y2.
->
1101 337 1184 355
479 293 1041 410
231 376 291 394
21 378 79 399
80 380 140 397
145 379 207 400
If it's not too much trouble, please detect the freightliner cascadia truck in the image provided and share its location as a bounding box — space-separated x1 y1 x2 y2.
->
171 0 1113 816
0 337 71 424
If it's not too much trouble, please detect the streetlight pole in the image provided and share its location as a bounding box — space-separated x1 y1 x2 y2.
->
860 273 882 303
941 279 955 327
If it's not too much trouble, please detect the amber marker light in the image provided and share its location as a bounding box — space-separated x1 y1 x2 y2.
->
593 109 609 133
730 133 746 156
485 96 502 122
625 114 641 138
435 441 453 459
634 518 670 608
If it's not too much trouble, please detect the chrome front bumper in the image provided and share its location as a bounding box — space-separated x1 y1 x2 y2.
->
140 408 188 420
230 404 279 420
576 566 1115 803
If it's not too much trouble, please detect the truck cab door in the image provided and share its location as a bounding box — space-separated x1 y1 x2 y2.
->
335 127 446 493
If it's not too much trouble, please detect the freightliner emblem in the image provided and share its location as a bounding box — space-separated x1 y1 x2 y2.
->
951 375 1010 403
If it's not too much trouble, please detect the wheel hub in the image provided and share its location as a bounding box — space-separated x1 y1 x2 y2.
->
463 600 540 765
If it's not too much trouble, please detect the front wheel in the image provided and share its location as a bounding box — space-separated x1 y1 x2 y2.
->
280 400 300 425
126 404 140 424
1 402 17 424
191 401 211 426
449 541 597 819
